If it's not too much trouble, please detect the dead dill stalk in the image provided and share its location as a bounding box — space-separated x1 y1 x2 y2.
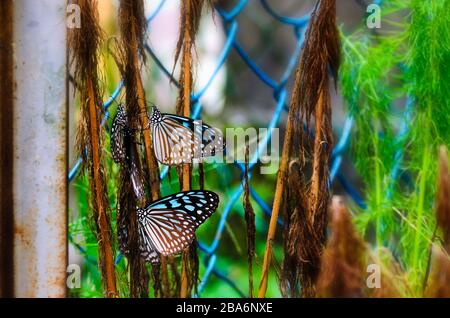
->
119 0 161 201
117 0 157 297
87 81 118 298
69 0 117 297
178 0 193 297
258 49 301 299
425 247 450 297
281 161 321 297
425 146 450 297
437 146 450 250
299 0 339 245
243 144 256 297
316 197 366 297
259 0 340 298
175 0 213 298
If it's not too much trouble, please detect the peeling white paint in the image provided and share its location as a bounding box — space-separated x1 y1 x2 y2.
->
13 0 67 298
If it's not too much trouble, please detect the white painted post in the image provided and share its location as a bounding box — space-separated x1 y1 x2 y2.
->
13 0 67 297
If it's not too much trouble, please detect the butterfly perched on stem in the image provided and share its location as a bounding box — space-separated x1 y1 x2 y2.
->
110 104 145 201
133 190 219 264
148 105 225 165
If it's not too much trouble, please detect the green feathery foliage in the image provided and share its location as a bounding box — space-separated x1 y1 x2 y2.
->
340 0 408 246
401 0 450 292
341 0 450 294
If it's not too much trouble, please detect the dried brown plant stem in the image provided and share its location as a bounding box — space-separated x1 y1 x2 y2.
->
425 146 450 297
425 247 450 297
117 0 159 298
160 257 170 297
134 52 161 201
258 79 297 298
259 0 340 297
180 24 193 192
69 0 117 297
437 146 450 250
309 90 324 222
243 145 256 297
180 262 190 298
316 197 366 297
130 9 161 201
258 53 306 297
174 0 212 298
87 80 118 297
179 0 193 298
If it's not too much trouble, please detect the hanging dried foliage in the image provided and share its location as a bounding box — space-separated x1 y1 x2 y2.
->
299 0 340 246
316 197 367 298
281 161 322 297
437 146 450 250
117 170 149 297
368 249 405 298
425 247 450 298
118 0 160 200
243 145 256 297
424 146 450 297
158 256 181 298
68 0 117 297
261 0 340 298
258 28 304 300
174 0 213 298
173 0 214 85
115 0 158 297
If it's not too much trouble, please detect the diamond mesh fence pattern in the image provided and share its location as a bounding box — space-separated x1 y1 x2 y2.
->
68 0 372 297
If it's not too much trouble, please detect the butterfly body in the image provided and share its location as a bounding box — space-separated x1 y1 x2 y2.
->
111 104 129 164
149 106 225 166
111 105 145 200
137 190 219 264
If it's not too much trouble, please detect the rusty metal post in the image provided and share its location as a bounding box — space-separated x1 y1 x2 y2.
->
11 0 67 297
0 0 15 298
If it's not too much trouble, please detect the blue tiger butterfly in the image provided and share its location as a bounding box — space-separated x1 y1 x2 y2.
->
110 104 145 200
120 190 220 264
149 106 225 166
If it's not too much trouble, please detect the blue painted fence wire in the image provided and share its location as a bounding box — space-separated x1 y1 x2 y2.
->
68 0 399 297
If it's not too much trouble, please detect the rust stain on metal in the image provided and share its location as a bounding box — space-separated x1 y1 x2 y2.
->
0 0 15 298
14 213 38 297
45 143 67 297
11 0 67 296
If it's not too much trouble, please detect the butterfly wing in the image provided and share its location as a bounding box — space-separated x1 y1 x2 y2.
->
150 107 224 165
137 190 219 258
164 114 225 157
111 106 145 200
118 210 160 264
151 115 200 165
127 135 145 201
111 106 128 164
117 213 129 256
138 226 160 264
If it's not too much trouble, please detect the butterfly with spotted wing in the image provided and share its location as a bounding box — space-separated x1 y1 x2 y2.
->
112 105 220 263
133 190 219 264
148 105 225 166
110 104 145 201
